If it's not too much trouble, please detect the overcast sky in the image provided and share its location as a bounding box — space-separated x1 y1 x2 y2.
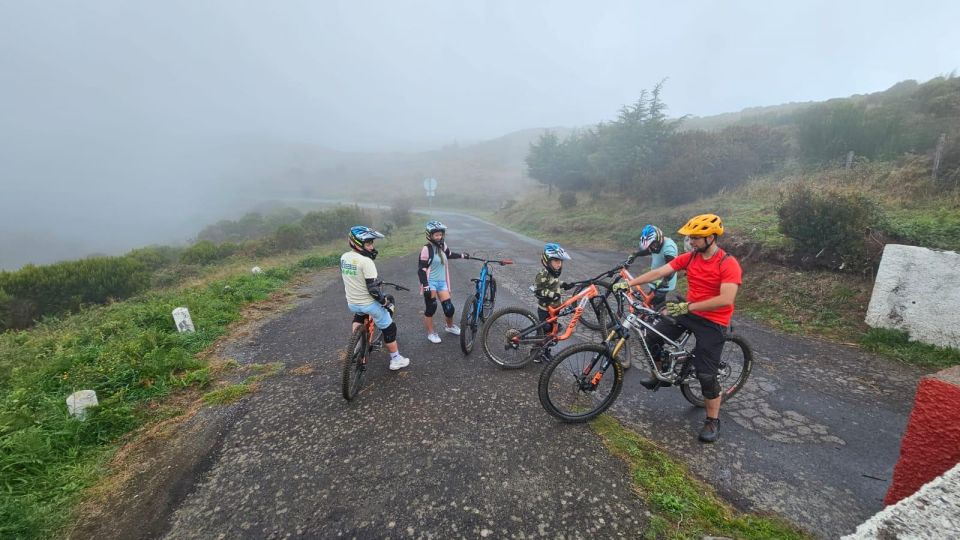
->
1 0 957 267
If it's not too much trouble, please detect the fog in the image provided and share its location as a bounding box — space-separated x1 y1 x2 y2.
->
1 0 957 270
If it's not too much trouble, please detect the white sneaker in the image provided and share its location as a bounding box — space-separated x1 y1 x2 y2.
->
389 355 410 370
427 333 442 344
444 324 461 336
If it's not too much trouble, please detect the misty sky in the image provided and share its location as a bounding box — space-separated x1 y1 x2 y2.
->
1 0 958 268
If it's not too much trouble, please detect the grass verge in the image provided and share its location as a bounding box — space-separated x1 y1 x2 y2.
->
591 415 809 540
0 223 423 539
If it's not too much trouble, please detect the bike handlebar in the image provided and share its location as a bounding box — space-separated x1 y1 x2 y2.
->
613 289 678 325
380 281 411 292
464 255 514 266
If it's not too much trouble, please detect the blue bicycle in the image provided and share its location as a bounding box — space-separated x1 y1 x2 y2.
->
460 256 513 355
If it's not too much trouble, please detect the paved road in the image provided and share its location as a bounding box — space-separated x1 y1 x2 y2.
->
147 212 924 539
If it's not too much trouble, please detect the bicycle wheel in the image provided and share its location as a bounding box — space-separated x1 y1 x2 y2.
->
342 326 369 401
485 277 497 319
459 296 479 355
576 290 606 332
480 306 540 369
680 333 754 408
538 343 624 423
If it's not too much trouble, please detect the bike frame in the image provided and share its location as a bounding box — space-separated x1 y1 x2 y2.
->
511 283 601 347
598 293 694 385
472 262 491 321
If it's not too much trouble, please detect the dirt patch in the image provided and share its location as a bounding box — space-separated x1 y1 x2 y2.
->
291 364 315 375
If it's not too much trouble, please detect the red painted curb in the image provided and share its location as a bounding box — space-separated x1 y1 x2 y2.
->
885 372 960 506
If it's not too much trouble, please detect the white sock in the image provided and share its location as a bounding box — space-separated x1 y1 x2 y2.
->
390 351 401 360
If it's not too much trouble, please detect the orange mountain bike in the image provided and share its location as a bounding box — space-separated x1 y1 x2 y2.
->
342 281 410 401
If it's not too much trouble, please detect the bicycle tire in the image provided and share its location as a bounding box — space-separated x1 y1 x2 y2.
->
574 286 606 332
486 277 497 319
342 326 368 401
459 296 479 355
680 333 754 408
480 306 539 369
538 343 624 423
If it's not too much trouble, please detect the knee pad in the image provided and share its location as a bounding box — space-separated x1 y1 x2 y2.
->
352 313 366 325
424 295 438 316
442 299 455 318
698 373 721 400
382 322 397 343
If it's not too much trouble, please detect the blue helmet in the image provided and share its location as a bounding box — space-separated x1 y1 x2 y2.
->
542 242 570 277
639 224 664 252
348 225 384 258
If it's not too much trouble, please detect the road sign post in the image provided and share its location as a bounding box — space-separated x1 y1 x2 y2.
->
423 178 438 208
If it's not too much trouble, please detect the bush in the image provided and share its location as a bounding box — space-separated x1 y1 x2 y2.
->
300 206 367 245
558 191 577 209
273 224 307 252
180 240 224 265
126 245 182 271
0 256 151 330
777 185 884 271
387 197 413 227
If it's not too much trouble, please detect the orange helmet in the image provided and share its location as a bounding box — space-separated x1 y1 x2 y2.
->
678 214 724 237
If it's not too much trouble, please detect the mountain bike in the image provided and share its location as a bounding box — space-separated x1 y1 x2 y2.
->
342 282 410 401
538 283 754 422
479 279 606 369
460 256 514 355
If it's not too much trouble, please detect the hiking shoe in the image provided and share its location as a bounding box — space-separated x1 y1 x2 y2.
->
698 417 720 443
389 355 410 370
444 324 461 336
427 333 442 344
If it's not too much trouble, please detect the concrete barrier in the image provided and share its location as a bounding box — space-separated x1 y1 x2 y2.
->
843 462 960 538
884 365 960 506
865 244 960 349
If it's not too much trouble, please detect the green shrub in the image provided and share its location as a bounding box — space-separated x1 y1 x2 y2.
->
179 240 237 266
387 197 413 227
0 257 151 330
126 245 182 271
273 224 307 251
558 191 577 209
777 185 884 271
300 206 367 245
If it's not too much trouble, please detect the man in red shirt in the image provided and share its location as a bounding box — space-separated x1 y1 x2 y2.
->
614 213 742 442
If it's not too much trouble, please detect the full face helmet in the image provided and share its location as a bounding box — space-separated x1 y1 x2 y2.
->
348 225 385 259
638 224 664 253
541 242 571 277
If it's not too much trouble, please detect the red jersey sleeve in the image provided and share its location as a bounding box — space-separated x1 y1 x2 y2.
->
669 252 693 271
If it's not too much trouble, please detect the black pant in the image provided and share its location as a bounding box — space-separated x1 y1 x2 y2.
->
537 307 559 336
646 314 725 376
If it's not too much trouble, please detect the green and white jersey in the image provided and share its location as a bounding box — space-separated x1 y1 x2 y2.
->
340 251 378 306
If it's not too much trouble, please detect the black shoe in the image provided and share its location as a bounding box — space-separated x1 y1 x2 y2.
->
534 349 553 364
698 417 720 443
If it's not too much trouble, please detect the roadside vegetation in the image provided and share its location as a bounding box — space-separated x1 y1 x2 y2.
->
502 75 960 368
592 415 809 540
0 205 422 539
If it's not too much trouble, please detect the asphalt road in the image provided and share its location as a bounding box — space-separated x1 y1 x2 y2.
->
129 212 925 539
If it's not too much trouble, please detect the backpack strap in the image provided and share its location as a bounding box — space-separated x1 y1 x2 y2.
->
682 250 731 272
